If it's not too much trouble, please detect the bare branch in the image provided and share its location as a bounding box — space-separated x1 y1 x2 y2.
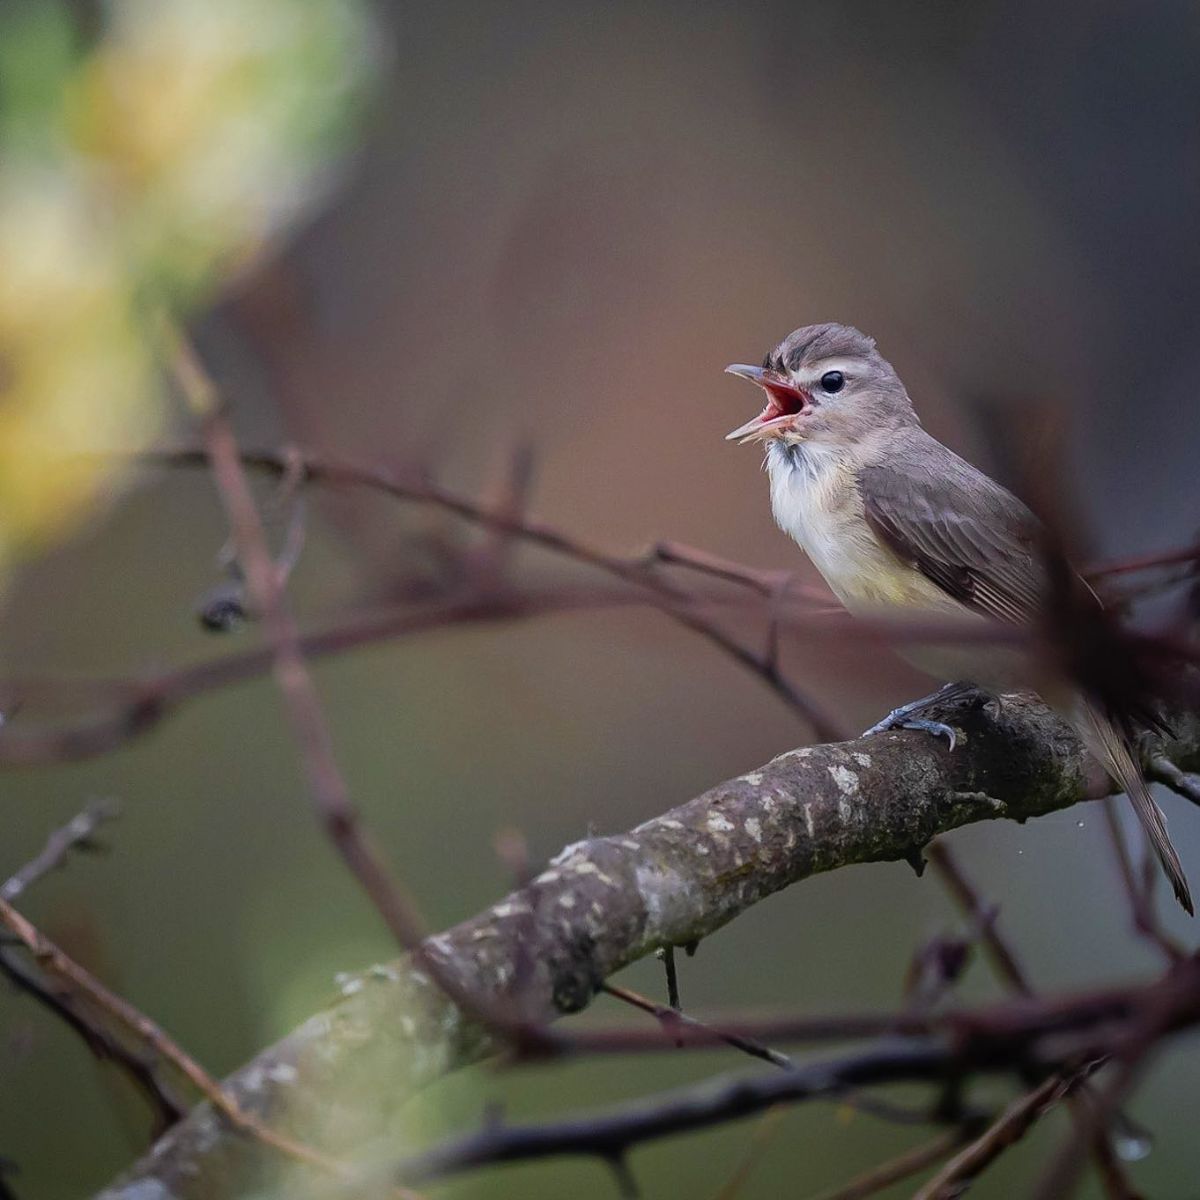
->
93 691 1200 1198
165 328 550 1054
388 1039 954 1188
806 1129 973 1200
136 445 849 739
1 798 118 903
913 1072 1077 1200
925 840 1032 996
927 839 1142 1197
0 588 643 766
1100 798 1185 961
709 1106 787 1200
600 982 793 1069
166 329 426 952
0 896 419 1197
0 944 187 1132
0 799 188 1130
1147 754 1200 808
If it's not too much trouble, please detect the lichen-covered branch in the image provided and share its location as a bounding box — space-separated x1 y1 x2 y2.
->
96 694 1200 1199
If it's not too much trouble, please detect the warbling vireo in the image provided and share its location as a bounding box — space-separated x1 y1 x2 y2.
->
726 322 1192 914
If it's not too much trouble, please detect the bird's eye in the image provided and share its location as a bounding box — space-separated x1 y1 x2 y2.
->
819 370 845 394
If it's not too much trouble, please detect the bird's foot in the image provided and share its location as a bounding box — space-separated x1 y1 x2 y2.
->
863 708 957 750
863 682 980 750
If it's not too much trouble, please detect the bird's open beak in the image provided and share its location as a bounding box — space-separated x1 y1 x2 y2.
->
724 365 815 444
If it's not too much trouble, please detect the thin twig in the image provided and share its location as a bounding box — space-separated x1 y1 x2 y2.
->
167 327 432 954
0 945 187 1131
1030 1055 1151 1200
0 896 420 1197
1 799 118 903
166 327 553 1053
926 839 1143 1198
389 1040 953 1187
805 1128 971 1200
139 445 849 740
1087 543 1200 579
600 983 792 1069
660 945 681 1011
1146 754 1200 808
913 1072 1075 1200
0 799 185 1130
1100 799 1184 962
599 984 958 1129
0 588 645 766
643 540 827 602
925 841 1031 995
708 1105 787 1200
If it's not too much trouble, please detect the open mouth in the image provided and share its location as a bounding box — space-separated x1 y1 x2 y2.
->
724 365 815 443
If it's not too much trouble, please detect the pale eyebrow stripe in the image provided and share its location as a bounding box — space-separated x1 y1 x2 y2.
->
792 357 866 384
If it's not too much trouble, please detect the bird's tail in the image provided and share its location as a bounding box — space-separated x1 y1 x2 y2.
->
1075 700 1193 915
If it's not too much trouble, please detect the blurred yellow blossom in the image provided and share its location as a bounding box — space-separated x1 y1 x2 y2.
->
0 0 378 577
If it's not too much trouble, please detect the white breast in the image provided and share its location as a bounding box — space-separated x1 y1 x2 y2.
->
765 441 959 616
764 442 1026 688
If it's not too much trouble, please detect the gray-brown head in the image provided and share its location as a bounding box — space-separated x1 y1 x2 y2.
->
725 323 917 447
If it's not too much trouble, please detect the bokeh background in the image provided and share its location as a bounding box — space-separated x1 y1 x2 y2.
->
3 1 1200 1196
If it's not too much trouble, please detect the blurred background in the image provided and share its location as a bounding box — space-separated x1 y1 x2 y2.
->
2 1 1200 1196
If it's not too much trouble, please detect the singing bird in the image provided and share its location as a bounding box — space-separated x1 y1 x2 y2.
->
725 322 1193 914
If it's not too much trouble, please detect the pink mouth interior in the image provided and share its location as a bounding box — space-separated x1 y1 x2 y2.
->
762 384 808 422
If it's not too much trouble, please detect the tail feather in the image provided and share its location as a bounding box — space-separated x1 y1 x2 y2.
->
1077 702 1193 916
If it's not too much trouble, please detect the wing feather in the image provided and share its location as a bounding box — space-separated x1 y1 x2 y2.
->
858 440 1045 626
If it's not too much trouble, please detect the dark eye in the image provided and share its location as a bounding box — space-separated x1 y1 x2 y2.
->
819 370 845 394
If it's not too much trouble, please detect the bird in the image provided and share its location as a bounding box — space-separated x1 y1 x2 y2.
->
725 322 1193 914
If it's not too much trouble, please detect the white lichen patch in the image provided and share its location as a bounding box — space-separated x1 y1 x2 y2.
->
118 1181 173 1200
240 1065 268 1094
852 752 872 767
551 838 590 865
744 817 763 842
265 1062 298 1085
707 813 735 833
658 819 685 831
774 746 815 763
828 764 860 795
739 770 765 786
838 798 853 823
185 1107 223 1156
339 976 365 997
295 1012 336 1044
569 860 619 887
803 803 815 838
425 933 454 958
636 859 704 941
558 893 577 908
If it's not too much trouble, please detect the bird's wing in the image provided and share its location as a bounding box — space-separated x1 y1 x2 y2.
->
858 443 1046 626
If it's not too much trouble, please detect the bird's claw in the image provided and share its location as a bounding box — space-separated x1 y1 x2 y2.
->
863 708 957 751
899 717 957 751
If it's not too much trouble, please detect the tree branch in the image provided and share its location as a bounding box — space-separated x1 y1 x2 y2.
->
92 690 1200 1198
1 798 118 903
